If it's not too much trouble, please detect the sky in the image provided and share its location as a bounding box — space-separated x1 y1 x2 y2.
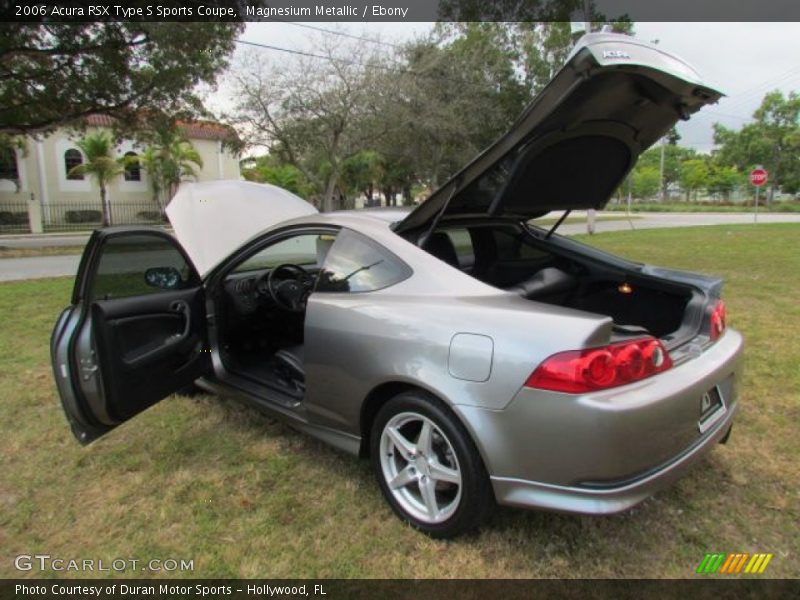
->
212 22 800 153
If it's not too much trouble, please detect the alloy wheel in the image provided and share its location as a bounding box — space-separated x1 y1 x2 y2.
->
378 412 462 524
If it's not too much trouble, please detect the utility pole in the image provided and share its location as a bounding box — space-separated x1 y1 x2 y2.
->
659 136 667 203
584 0 596 234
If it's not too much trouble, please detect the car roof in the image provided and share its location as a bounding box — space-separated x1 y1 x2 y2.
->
331 206 412 224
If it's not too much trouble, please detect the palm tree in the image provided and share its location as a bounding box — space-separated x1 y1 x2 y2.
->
70 132 125 227
138 147 163 206
161 137 203 200
137 127 203 212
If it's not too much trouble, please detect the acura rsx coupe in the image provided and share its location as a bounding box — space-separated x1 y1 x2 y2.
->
52 33 742 537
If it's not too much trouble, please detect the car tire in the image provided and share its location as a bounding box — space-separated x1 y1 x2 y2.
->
370 390 494 538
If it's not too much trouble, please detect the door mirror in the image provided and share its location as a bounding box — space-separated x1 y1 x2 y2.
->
144 266 183 290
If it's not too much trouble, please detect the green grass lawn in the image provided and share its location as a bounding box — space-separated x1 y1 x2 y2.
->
1 224 798 579
604 201 800 213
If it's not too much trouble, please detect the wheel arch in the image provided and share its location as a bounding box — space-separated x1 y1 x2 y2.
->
358 380 491 474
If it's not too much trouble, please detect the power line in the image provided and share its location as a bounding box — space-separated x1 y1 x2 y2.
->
693 109 752 122
235 38 388 70
233 38 506 95
719 66 800 113
269 20 402 49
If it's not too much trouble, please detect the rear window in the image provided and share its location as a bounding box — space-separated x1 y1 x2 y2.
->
316 229 411 293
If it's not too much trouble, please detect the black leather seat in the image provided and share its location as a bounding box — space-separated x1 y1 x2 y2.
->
274 345 305 390
422 232 460 268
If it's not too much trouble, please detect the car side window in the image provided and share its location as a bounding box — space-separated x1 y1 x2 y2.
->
493 228 550 261
233 234 331 273
444 229 474 266
90 233 196 301
316 229 411 293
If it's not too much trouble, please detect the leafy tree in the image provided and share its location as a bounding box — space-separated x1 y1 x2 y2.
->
713 90 800 202
630 165 660 199
372 25 528 190
68 132 126 227
636 144 697 200
341 151 385 205
516 21 633 94
1 21 244 136
679 158 711 201
241 155 315 198
706 164 742 201
232 33 385 211
137 126 203 211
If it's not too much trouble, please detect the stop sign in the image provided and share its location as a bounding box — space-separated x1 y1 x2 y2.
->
750 168 768 187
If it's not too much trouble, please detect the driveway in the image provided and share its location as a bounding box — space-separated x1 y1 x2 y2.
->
2 212 800 282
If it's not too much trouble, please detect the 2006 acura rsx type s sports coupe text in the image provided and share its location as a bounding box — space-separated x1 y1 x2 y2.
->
51 33 742 537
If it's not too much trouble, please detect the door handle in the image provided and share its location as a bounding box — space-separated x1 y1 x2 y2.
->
168 300 192 344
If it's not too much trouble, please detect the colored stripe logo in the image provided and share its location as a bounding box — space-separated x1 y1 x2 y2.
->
697 553 773 574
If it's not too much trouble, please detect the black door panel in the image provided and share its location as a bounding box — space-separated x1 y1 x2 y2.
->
51 227 211 444
91 286 208 423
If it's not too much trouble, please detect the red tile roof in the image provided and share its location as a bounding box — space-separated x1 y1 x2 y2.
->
84 114 237 141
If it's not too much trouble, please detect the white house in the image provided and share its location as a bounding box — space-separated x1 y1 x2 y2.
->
0 115 241 233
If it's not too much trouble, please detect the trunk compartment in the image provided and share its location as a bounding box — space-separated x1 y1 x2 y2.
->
566 277 692 340
499 262 697 343
416 221 717 348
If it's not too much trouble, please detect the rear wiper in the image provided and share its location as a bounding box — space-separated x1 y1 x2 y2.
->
545 210 572 239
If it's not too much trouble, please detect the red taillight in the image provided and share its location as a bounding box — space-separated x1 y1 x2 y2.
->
709 300 727 342
525 337 673 393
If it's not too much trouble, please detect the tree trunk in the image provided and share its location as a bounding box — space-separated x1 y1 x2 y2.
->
322 173 338 212
403 184 412 206
100 183 110 227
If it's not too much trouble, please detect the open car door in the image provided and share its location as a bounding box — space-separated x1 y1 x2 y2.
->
51 228 211 444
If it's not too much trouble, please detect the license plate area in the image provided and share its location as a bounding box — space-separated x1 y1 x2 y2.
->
698 385 726 434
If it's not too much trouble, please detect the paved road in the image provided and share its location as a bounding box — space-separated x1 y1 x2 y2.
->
0 254 82 282
2 212 799 282
0 233 91 249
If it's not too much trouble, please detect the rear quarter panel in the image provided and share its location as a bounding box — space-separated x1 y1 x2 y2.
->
303 279 613 435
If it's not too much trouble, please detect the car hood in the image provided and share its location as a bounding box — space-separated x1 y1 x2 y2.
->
395 32 723 234
166 180 318 276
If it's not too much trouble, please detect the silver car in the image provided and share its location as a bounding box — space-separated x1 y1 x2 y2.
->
51 33 742 537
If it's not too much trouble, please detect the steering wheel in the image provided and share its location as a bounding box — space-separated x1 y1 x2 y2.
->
258 264 314 313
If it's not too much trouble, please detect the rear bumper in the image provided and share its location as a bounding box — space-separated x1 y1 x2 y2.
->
491 401 735 514
455 328 743 514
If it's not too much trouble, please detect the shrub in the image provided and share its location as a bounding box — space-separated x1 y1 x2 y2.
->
65 210 102 223
0 211 28 225
136 210 163 221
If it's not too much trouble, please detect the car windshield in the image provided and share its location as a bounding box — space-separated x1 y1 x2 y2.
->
234 234 325 273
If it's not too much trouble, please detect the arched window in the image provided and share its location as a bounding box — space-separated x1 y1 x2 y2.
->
0 146 18 181
64 148 84 180
123 151 141 181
